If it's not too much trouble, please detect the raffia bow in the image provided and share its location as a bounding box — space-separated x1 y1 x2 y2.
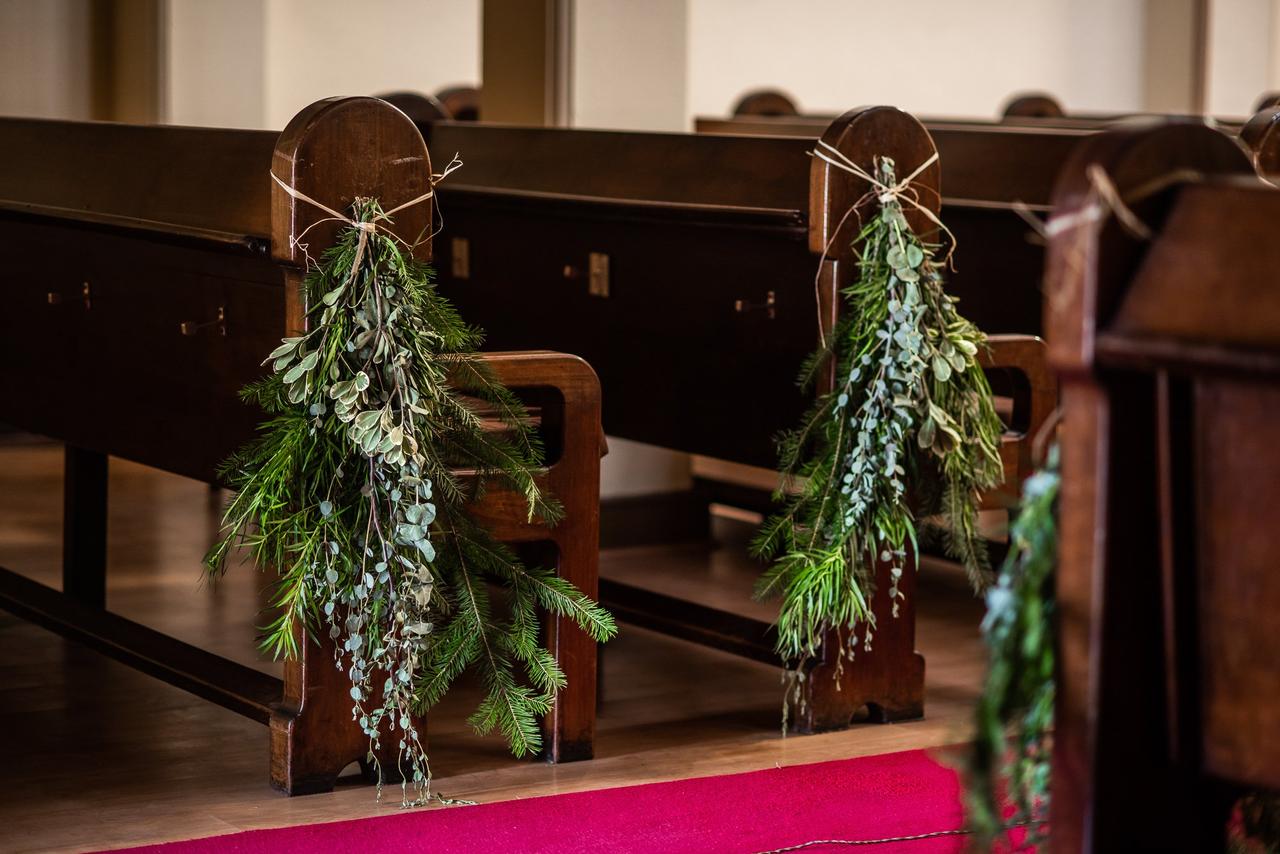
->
808 142 948 348
270 154 463 284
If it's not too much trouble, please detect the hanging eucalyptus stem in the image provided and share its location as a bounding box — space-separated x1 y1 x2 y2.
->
753 156 1004 688
206 198 616 805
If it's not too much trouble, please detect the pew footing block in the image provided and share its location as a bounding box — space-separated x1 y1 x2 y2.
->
538 737 594 764
793 650 926 734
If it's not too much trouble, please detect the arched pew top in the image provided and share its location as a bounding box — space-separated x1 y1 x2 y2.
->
272 96 434 268
377 90 452 124
1001 92 1067 120
732 89 800 117
808 106 940 261
1254 91 1280 113
436 85 481 122
1240 105 1280 178
1043 121 1256 373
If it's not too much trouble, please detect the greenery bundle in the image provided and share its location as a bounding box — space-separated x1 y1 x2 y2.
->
206 198 615 804
967 443 1058 845
752 156 1004 679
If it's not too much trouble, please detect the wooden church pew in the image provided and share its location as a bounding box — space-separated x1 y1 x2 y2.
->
0 96 604 793
408 108 1052 731
1045 120 1278 852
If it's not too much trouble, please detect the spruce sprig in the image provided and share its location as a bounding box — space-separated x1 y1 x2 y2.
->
206 199 616 804
753 156 1004 674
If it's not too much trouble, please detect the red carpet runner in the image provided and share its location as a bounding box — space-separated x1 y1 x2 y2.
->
112 748 991 853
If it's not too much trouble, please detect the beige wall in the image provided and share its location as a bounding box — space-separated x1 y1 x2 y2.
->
163 0 479 130
263 0 480 130
574 0 687 131
165 0 266 127
1205 0 1274 115
0 0 92 120
687 0 1146 121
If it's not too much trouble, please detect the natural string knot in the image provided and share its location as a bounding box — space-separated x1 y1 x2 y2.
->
1043 163 1202 241
270 152 464 264
812 140 943 225
807 142 949 348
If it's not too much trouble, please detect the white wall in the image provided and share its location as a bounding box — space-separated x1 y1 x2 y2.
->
163 0 479 130
165 0 266 127
263 0 480 130
686 0 1146 122
0 0 92 120
1205 0 1274 115
574 0 687 131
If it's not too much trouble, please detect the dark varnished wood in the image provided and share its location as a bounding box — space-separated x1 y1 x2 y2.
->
377 90 451 124
1002 92 1066 120
0 565 282 723
795 107 940 730
732 89 800 117
435 85 481 121
1044 122 1272 852
1239 105 1280 177
0 97 604 795
0 117 275 249
61 445 108 609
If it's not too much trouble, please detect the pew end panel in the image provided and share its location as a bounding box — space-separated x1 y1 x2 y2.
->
792 106 942 731
462 351 605 764
1044 123 1267 851
978 334 1054 510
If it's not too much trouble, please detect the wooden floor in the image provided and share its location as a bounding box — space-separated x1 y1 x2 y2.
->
0 441 986 854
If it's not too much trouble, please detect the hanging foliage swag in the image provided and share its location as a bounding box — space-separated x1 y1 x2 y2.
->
206 183 615 805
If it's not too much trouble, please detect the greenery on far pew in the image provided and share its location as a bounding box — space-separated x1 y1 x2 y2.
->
752 156 1003 704
965 446 1280 850
967 444 1057 845
205 200 615 804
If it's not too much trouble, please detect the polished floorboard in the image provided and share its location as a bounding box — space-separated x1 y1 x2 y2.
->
0 442 986 854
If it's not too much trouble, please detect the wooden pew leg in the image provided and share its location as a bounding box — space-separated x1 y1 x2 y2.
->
269 630 407 795
540 534 598 763
794 552 925 732
63 445 108 609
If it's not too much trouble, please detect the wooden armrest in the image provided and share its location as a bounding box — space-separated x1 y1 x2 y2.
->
979 334 1055 440
978 334 1056 506
477 351 607 458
